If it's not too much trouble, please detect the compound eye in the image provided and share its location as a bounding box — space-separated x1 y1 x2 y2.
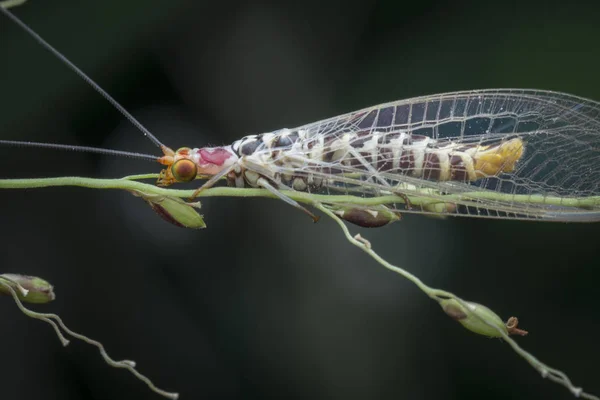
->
171 159 197 182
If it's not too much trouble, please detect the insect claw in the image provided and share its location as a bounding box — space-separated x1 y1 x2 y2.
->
190 186 205 200
395 192 413 210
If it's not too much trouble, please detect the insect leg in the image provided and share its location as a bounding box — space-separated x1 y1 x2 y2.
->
257 177 320 223
189 165 235 199
237 156 320 222
344 147 413 209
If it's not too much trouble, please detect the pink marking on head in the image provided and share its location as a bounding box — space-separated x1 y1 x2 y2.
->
199 147 233 166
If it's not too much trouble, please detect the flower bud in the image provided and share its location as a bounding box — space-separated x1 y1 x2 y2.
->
440 298 507 338
332 205 400 228
133 192 206 229
0 274 56 304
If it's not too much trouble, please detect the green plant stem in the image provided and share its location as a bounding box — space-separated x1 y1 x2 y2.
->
0 176 411 209
0 0 28 9
1 175 598 399
314 202 599 400
0 276 179 400
1 176 598 210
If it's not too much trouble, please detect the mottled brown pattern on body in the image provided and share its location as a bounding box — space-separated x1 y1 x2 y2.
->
450 155 469 181
230 128 523 192
422 153 441 180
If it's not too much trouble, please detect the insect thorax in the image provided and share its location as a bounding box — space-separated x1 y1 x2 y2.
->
229 129 324 191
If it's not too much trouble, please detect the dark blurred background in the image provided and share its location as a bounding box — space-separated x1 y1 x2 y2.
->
0 0 599 399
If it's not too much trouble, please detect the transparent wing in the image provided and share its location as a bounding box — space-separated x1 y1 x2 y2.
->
257 89 600 222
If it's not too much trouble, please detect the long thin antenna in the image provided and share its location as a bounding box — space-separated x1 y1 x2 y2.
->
0 5 166 149
0 140 159 162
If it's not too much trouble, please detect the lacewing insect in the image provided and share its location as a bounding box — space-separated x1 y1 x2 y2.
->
1 4 600 400
1 6 599 227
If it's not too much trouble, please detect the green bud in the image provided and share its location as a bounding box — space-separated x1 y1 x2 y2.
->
440 298 508 338
331 205 400 228
134 192 206 229
0 274 56 304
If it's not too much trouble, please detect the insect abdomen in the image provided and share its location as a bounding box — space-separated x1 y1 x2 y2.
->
230 129 525 192
333 131 525 183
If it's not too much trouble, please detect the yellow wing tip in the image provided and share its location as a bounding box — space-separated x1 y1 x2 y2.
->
474 138 525 178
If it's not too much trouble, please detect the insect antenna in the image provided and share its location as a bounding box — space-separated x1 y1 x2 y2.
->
0 5 167 150
0 139 159 162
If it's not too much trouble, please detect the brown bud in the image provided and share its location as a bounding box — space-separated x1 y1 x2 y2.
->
332 205 400 228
